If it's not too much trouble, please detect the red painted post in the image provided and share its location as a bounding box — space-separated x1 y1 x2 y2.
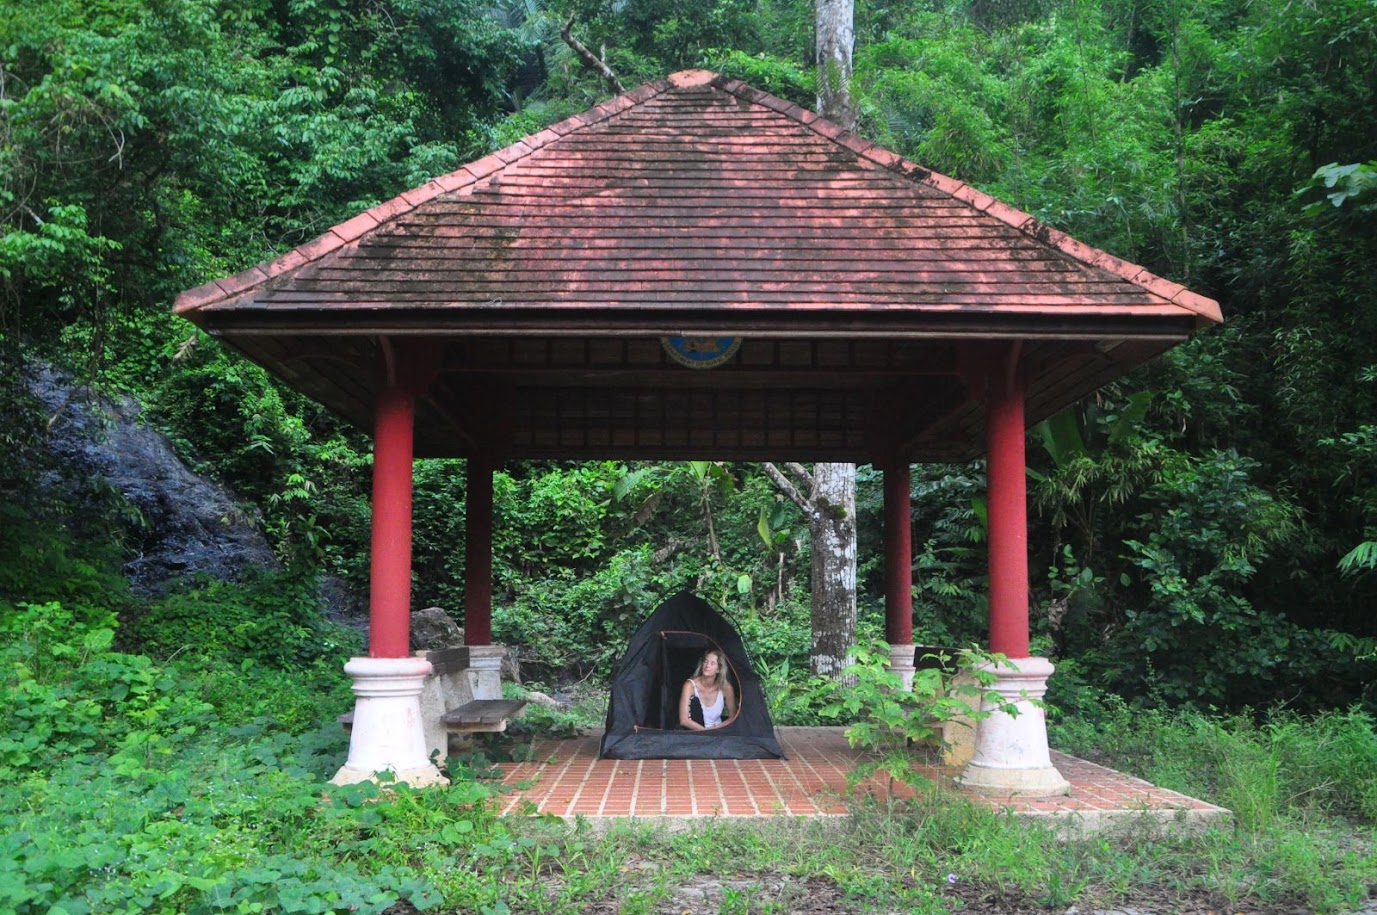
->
884 462 913 647
369 383 416 658
464 457 494 646
986 352 1031 659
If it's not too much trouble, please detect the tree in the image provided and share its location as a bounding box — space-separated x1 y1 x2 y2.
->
815 0 856 131
753 0 864 681
763 462 856 677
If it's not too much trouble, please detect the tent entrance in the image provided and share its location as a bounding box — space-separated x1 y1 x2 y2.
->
600 593 784 760
635 631 741 733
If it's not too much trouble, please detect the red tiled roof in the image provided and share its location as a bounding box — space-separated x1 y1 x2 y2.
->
173 70 1221 462
174 69 1221 329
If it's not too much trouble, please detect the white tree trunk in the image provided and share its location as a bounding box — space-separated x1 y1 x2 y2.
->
815 0 856 131
761 461 860 679
808 462 857 678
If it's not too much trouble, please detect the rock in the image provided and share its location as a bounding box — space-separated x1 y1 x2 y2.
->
28 363 279 595
25 362 365 627
318 575 368 637
410 606 463 651
524 690 561 710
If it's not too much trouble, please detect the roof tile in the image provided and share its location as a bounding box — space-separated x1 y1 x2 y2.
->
366 197 418 224
465 154 506 180
525 128 562 150
215 264 272 297
668 70 715 88
1130 271 1186 302
980 199 1035 232
333 211 379 243
172 280 227 314
494 141 534 164
1172 289 1225 323
262 248 312 277
399 179 448 207
292 232 347 263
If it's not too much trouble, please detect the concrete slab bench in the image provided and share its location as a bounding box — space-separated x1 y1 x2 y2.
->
440 699 528 733
337 644 525 759
339 697 527 733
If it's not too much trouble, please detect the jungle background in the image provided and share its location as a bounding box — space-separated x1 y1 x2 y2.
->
3 0 1377 912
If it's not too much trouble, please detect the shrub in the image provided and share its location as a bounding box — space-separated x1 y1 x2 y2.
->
123 569 353 668
0 601 215 780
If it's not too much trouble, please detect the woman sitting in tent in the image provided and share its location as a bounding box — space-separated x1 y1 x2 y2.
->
600 592 783 759
679 649 737 730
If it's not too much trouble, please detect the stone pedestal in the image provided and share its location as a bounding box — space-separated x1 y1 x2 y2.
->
940 670 980 767
887 643 916 690
957 656 1069 798
466 645 506 700
332 656 448 788
415 649 476 762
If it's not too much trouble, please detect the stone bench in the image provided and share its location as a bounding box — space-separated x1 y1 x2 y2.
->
338 645 525 761
338 698 528 733
440 699 528 733
913 646 979 767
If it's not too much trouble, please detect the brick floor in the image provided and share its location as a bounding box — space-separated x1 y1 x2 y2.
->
494 727 1228 829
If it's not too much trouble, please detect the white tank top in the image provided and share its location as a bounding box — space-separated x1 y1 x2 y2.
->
693 681 725 728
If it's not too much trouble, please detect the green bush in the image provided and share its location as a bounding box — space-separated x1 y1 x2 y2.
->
0 601 215 780
0 598 520 915
123 570 354 668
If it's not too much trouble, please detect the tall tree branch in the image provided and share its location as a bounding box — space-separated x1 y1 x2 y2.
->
561 13 625 95
762 462 811 512
785 461 815 491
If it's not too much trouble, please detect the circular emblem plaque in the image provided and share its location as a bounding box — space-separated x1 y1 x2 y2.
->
661 335 742 369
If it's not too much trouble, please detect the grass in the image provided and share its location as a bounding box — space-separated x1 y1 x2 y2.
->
3 602 1375 914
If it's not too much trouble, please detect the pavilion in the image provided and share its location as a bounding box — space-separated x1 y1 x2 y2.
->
174 70 1221 796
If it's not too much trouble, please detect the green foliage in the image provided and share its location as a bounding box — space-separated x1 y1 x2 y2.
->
0 499 132 619
811 639 1015 799
2 0 1376 723
1106 450 1304 705
896 465 989 648
709 50 813 106
1339 541 1377 578
0 599 562 915
0 601 215 780
124 570 354 669
3 595 1376 915
1300 161 1377 216
495 544 660 676
857 28 1014 183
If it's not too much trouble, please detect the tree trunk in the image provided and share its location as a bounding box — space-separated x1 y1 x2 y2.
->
763 461 858 678
816 0 856 131
809 462 857 677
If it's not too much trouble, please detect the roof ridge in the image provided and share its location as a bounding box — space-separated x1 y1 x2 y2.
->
704 73 1221 326
175 79 674 315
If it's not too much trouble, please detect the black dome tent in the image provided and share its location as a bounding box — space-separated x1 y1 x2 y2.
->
599 593 785 760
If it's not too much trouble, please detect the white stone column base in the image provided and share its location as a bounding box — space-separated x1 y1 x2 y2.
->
886 643 916 690
332 656 448 788
956 656 1070 798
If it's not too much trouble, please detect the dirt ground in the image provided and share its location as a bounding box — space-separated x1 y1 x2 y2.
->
553 871 1344 914
384 868 1369 913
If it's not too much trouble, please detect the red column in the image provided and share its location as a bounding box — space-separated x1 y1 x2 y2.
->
464 457 494 646
369 383 416 658
884 462 913 647
986 352 1030 658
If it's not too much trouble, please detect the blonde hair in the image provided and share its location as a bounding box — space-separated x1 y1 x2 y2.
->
692 649 728 691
